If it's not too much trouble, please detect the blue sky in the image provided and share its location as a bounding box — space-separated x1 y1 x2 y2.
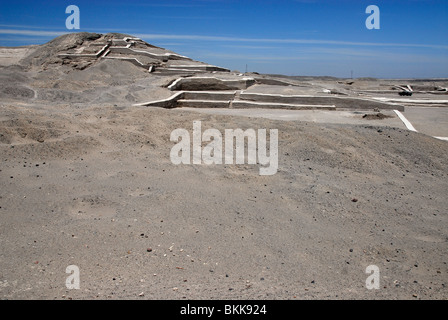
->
0 0 447 78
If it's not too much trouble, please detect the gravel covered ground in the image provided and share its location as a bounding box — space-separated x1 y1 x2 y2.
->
1 103 447 300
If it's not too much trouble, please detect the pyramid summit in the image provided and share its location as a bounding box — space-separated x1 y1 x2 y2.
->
18 32 230 74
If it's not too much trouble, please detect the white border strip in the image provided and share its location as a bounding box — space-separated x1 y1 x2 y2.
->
394 109 447 142
393 110 418 132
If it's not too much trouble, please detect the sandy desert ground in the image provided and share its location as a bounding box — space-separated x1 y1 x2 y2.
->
0 33 447 300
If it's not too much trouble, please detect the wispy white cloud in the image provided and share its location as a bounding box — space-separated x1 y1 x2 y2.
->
0 24 65 30
0 29 66 37
219 44 282 50
200 52 303 61
135 33 448 50
201 47 447 64
1 28 447 51
0 37 47 42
